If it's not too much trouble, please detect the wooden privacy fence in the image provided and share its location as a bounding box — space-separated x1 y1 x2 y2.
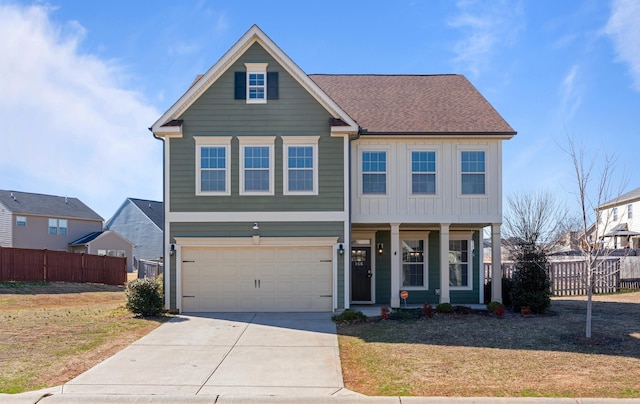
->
0 247 126 285
484 259 622 297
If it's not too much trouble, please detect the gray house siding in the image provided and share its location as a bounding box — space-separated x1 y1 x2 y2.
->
169 42 343 213
168 221 346 309
105 200 163 261
12 215 102 251
0 203 11 247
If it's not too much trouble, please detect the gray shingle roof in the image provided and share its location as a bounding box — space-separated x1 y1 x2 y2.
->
129 198 164 230
69 231 104 245
600 186 640 208
309 74 516 135
0 190 103 221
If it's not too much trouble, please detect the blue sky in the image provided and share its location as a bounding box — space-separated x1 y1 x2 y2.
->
1 0 639 221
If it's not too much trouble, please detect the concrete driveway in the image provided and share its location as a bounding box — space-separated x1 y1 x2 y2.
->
61 312 348 397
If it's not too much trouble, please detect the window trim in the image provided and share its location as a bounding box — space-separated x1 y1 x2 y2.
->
449 231 474 291
400 231 430 290
360 148 389 197
245 63 268 104
194 136 232 196
282 136 319 195
459 148 488 197
613 207 618 221
408 147 439 197
239 136 275 196
628 204 633 219
16 216 26 227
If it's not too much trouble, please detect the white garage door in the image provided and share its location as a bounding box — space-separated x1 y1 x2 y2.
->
181 246 333 312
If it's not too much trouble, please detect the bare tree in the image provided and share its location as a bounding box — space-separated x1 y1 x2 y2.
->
503 190 571 254
564 136 628 338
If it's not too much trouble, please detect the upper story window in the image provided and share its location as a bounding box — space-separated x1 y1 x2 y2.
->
449 234 473 290
362 151 386 194
411 151 436 195
282 136 319 195
235 63 278 104
239 137 275 195
461 151 485 195
628 204 633 219
195 136 231 196
613 207 618 221
16 216 26 227
48 218 67 235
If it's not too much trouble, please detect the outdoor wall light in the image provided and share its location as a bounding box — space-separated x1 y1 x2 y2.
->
377 243 384 255
338 244 345 255
169 244 175 256
252 222 259 230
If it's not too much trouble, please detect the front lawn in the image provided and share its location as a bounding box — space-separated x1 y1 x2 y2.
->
337 292 640 398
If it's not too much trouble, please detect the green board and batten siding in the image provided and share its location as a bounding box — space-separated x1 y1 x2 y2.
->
169 42 344 212
168 221 346 309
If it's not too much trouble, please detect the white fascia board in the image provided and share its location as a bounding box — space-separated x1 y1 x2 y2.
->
150 25 357 133
167 211 348 222
153 125 183 138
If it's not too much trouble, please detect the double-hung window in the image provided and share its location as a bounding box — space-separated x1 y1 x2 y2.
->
613 207 618 221
628 204 633 219
16 216 26 227
401 235 429 289
239 137 275 195
235 63 279 104
195 136 231 195
362 151 386 194
48 218 67 235
282 136 319 195
449 233 473 290
411 151 436 194
461 151 485 195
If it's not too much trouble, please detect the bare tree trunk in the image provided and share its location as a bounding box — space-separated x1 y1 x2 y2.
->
585 272 593 338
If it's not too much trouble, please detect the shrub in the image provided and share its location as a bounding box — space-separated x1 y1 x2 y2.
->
422 303 434 318
332 309 367 323
380 306 390 320
125 278 164 317
486 301 505 312
509 241 551 314
484 277 513 306
436 303 453 313
493 306 506 318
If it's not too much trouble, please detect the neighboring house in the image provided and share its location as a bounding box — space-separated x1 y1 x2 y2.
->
0 190 103 250
150 25 515 313
69 230 135 272
105 198 164 264
595 187 640 249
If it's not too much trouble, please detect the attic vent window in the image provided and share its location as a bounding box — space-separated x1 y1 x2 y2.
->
235 63 278 103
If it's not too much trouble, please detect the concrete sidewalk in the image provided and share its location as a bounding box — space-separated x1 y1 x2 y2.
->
62 312 348 397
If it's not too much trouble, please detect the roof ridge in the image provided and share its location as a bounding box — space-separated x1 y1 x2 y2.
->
308 73 461 77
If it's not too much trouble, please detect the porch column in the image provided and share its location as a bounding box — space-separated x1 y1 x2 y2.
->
491 223 502 303
439 223 450 304
390 223 401 308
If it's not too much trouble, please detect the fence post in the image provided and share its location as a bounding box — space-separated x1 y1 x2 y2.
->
43 249 48 283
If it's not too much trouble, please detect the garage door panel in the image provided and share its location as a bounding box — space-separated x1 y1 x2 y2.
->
181 246 333 312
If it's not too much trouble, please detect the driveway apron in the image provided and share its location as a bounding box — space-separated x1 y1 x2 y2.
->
62 312 345 396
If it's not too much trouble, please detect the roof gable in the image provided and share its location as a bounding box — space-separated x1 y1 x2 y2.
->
129 198 164 230
599 186 640 208
310 74 516 136
151 25 357 136
0 190 103 221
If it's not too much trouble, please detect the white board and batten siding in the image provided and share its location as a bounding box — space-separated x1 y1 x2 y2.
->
351 139 503 224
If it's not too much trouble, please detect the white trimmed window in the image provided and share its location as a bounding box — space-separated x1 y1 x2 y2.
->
48 218 67 235
411 150 436 195
362 151 387 194
239 136 275 195
461 151 485 195
449 232 473 290
629 204 633 219
282 136 319 195
245 63 267 104
16 216 26 227
401 232 430 289
613 207 618 221
195 136 231 196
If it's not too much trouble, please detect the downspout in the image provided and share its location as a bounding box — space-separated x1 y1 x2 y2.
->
150 128 167 309
346 128 361 309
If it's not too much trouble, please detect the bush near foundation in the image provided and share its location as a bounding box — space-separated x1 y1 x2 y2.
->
125 278 164 317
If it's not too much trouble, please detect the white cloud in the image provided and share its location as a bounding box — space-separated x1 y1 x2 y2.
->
448 0 524 77
0 3 162 220
560 65 583 121
605 0 640 91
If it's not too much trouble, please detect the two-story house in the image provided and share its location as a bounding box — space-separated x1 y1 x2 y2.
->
595 187 640 249
150 25 515 313
0 190 103 250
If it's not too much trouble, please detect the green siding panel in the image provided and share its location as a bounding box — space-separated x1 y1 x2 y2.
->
375 231 391 305
169 42 344 213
